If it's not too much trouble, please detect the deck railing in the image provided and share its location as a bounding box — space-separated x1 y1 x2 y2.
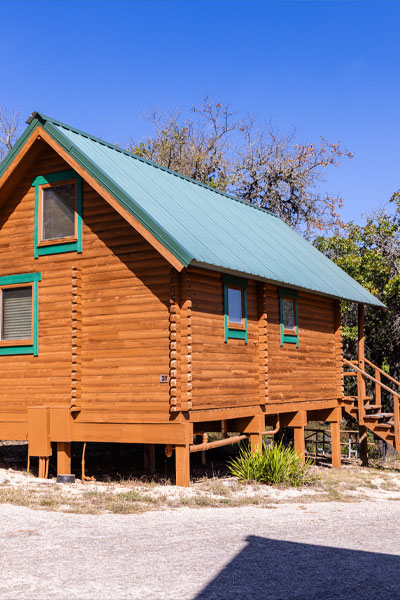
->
343 358 400 451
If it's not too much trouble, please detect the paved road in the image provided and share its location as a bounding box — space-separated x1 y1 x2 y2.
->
0 502 399 599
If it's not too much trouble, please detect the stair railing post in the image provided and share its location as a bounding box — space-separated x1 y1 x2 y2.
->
358 304 368 466
393 392 400 452
375 369 382 411
357 304 366 425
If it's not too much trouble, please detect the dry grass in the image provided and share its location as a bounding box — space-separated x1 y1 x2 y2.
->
0 461 400 514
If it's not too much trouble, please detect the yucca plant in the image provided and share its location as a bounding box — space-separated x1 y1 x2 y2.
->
227 444 267 483
228 441 315 487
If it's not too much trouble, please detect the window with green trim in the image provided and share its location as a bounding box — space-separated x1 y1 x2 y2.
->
223 275 248 343
32 170 82 257
0 273 41 356
279 287 299 347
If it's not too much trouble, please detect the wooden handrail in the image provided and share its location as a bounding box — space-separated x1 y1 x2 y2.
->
344 359 400 399
364 357 400 389
344 358 400 451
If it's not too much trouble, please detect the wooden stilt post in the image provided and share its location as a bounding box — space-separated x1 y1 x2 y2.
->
38 457 47 478
144 444 156 475
175 445 190 487
293 427 305 464
249 415 265 452
57 442 71 475
358 303 368 466
330 408 342 469
250 433 263 452
359 426 368 467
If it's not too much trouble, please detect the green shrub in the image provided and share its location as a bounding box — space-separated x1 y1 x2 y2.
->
227 441 315 487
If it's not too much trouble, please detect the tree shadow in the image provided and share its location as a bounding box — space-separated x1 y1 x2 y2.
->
194 534 400 600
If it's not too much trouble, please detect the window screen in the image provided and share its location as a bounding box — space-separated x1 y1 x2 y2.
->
2 287 32 340
228 288 243 324
282 298 295 330
42 183 76 241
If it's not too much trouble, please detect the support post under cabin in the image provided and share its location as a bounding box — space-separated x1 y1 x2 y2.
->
57 442 71 475
175 445 190 487
249 414 265 452
293 427 306 465
144 444 156 475
329 407 342 469
358 303 368 467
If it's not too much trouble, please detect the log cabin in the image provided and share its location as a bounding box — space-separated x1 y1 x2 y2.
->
0 111 394 486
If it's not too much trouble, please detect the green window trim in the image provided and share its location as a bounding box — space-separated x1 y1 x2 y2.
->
0 273 41 356
279 287 299 347
32 169 83 258
223 275 248 343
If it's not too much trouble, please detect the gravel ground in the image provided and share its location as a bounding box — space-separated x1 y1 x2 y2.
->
1 501 400 600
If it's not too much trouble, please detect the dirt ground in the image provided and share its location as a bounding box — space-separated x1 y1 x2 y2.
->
1 500 400 599
2 441 400 513
1 442 400 598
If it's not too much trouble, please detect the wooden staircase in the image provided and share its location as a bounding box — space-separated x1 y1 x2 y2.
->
341 357 400 452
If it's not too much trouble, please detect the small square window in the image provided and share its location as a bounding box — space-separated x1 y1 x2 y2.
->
227 287 244 327
279 288 299 346
0 273 40 356
1 286 33 341
282 298 295 332
41 182 76 242
223 276 248 343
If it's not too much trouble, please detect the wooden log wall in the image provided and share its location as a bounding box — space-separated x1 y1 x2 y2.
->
265 283 339 404
188 267 260 411
0 142 172 427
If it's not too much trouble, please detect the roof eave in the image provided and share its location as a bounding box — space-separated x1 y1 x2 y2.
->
190 260 386 308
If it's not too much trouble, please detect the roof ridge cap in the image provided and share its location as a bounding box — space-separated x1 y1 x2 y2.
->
28 111 277 218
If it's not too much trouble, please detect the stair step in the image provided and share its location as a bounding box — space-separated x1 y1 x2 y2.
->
364 413 394 420
365 404 380 410
346 397 373 405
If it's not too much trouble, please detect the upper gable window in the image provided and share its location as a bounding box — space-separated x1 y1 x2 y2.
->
32 170 83 258
41 182 76 242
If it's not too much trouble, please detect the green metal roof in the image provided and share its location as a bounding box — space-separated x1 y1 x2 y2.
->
0 112 384 308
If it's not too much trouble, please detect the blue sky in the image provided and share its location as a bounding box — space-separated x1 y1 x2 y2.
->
1 0 399 223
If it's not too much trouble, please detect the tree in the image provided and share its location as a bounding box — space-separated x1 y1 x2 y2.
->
0 104 20 162
129 97 353 236
314 194 400 380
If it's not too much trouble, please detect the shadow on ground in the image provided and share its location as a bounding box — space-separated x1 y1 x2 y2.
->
0 440 237 482
194 535 400 600
1 440 398 484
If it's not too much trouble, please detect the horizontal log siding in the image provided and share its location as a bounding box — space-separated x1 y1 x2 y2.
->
189 268 260 410
0 144 171 422
266 284 339 404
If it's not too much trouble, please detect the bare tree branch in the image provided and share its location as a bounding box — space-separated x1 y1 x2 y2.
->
128 97 352 236
0 104 20 162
